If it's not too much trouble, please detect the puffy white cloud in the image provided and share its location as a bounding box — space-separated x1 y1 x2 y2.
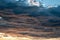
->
27 0 40 7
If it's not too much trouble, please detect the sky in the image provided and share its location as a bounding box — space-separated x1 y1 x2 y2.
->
38 0 60 7
1 0 60 7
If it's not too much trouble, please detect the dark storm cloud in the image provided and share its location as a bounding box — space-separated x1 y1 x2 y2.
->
0 0 60 27
0 0 60 17
0 0 60 38
48 6 60 17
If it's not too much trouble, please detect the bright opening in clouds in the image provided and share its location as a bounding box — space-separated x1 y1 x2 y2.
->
16 0 19 1
38 0 60 7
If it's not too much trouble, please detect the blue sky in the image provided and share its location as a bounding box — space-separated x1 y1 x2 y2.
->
37 0 60 7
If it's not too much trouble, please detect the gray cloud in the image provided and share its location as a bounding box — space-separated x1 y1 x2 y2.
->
0 0 60 38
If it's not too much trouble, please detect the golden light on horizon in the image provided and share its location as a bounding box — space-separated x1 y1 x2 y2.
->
20 37 32 40
0 32 32 40
0 32 60 40
0 37 32 40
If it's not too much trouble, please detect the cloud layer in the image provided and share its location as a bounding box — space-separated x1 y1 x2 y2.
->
0 0 60 38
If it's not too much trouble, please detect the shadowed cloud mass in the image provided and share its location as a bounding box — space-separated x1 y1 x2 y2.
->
0 0 60 39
